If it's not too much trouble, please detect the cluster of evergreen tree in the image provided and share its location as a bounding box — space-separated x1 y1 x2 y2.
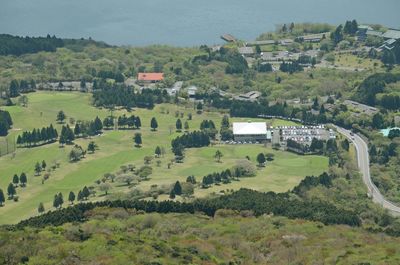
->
171 131 210 151
343 20 359 35
369 142 398 165
93 82 170 109
96 70 125 82
199 120 217 139
381 42 400 65
354 73 400 106
59 125 74 146
292 172 333 195
113 114 141 129
379 94 400 110
8 79 36 97
279 60 303 73
73 117 103 138
201 169 235 188
171 131 210 161
0 110 13 136
0 34 64 56
17 125 58 147
220 115 233 141
0 173 28 206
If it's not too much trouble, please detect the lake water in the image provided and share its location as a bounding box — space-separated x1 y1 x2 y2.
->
1 0 399 46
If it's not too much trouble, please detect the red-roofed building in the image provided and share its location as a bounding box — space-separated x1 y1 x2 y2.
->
137 73 164 83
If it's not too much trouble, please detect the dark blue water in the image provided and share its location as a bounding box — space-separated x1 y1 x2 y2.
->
1 0 399 46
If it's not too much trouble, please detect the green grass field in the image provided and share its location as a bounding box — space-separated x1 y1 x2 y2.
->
0 92 328 224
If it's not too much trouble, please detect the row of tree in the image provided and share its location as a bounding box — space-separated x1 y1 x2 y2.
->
92 82 170 109
17 125 58 147
171 131 210 161
16 186 361 229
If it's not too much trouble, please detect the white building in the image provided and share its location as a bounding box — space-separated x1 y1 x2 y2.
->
233 122 269 142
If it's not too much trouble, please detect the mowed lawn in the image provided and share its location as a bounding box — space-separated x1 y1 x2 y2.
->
0 91 327 224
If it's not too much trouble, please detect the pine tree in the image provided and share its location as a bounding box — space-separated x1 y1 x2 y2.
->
34 162 42 176
88 141 97 153
257 153 266 167
150 117 158 131
77 190 83 201
12 174 19 187
41 160 47 171
173 181 182 196
184 121 189 131
169 189 176 199
38 202 45 214
134 117 141 129
0 189 5 206
20 173 27 187
176 119 182 132
7 183 16 198
68 191 75 204
134 133 142 147
53 194 59 208
155 146 162 157
82 186 90 200
56 110 66 123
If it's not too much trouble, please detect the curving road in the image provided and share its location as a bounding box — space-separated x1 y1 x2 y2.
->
335 126 400 216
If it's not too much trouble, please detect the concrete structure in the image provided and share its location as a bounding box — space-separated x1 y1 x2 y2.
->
344 100 378 116
246 40 276 46
186 86 198 98
382 29 400 40
299 32 329 42
235 91 261 102
233 122 268 142
221 34 236 42
38 81 92 92
165 81 183 96
238 46 254 55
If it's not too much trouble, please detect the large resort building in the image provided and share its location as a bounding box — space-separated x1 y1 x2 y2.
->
232 122 335 145
232 122 269 142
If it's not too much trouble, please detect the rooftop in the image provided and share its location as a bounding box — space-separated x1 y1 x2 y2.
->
233 122 267 135
382 29 400 40
137 73 164 81
238 46 254 55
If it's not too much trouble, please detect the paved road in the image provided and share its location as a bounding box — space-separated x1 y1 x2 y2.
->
335 126 400 216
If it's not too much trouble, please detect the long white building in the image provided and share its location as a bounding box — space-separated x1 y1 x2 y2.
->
232 122 269 142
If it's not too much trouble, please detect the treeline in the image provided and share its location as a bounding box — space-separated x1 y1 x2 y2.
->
15 187 360 229
17 125 58 147
8 79 36 97
279 60 304 73
93 82 170 109
0 34 64 56
0 110 13 136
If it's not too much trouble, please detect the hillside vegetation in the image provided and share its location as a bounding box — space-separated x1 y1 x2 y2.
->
1 209 399 265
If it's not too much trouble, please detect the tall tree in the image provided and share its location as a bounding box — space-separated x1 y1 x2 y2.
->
257 153 266 167
134 133 142 147
214 150 223 162
68 191 76 204
12 174 19 187
56 110 66 123
7 183 16 199
173 181 182 196
34 162 42 176
38 202 45 214
176 119 182 132
0 189 5 206
20 173 27 187
150 117 158 131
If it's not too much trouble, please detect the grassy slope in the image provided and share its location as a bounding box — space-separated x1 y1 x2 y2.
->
0 92 327 224
2 210 399 265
